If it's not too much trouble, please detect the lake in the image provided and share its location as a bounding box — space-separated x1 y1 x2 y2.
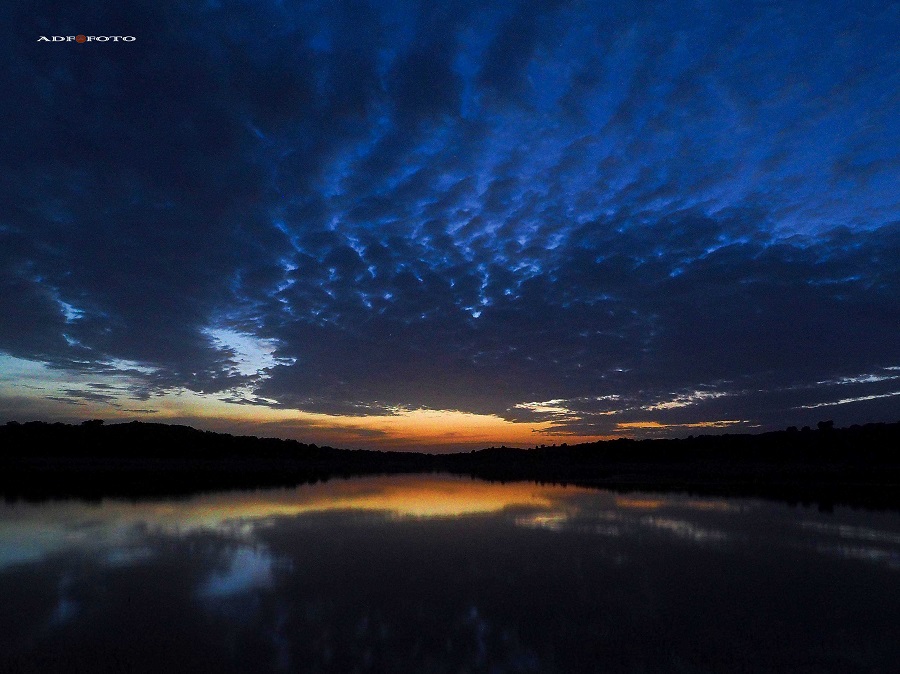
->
2 474 900 672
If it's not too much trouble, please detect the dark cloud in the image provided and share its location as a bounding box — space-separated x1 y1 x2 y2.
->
1 0 898 440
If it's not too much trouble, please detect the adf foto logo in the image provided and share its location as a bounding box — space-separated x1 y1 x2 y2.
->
37 35 136 42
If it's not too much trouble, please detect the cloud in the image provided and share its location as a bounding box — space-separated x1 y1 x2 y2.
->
1 0 899 443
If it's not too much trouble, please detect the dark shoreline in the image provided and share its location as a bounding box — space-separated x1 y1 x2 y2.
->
3 419 900 510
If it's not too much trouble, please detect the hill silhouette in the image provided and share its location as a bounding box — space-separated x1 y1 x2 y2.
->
3 419 900 509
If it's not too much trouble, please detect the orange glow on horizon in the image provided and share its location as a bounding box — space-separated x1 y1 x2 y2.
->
8 376 613 450
5 354 727 450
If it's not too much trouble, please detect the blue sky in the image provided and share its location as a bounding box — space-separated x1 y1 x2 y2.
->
1 0 898 449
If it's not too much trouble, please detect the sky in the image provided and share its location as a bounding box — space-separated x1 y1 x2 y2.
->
1 0 898 451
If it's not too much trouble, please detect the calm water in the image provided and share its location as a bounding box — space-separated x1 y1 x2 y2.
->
2 475 900 673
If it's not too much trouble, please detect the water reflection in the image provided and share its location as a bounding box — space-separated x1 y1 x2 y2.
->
2 475 900 672
0 476 583 571
200 547 280 597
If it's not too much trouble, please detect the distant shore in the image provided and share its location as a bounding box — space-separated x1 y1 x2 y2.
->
3 420 900 510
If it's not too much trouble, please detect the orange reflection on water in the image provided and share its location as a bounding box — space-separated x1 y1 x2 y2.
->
614 496 667 510
0 477 751 571
0 476 595 564
614 495 738 512
184 474 589 521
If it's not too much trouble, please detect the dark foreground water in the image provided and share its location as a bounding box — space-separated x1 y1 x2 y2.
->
2 475 900 673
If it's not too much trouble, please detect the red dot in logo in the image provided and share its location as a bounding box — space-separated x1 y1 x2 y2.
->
75 34 86 43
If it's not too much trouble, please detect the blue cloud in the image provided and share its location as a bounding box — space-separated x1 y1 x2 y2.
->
2 0 898 437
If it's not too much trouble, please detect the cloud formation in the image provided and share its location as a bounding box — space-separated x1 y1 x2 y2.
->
2 0 899 445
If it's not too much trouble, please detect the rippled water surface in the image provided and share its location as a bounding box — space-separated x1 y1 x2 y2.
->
3 475 900 672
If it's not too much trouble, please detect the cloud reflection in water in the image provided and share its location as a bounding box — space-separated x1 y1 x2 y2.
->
3 476 900 672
